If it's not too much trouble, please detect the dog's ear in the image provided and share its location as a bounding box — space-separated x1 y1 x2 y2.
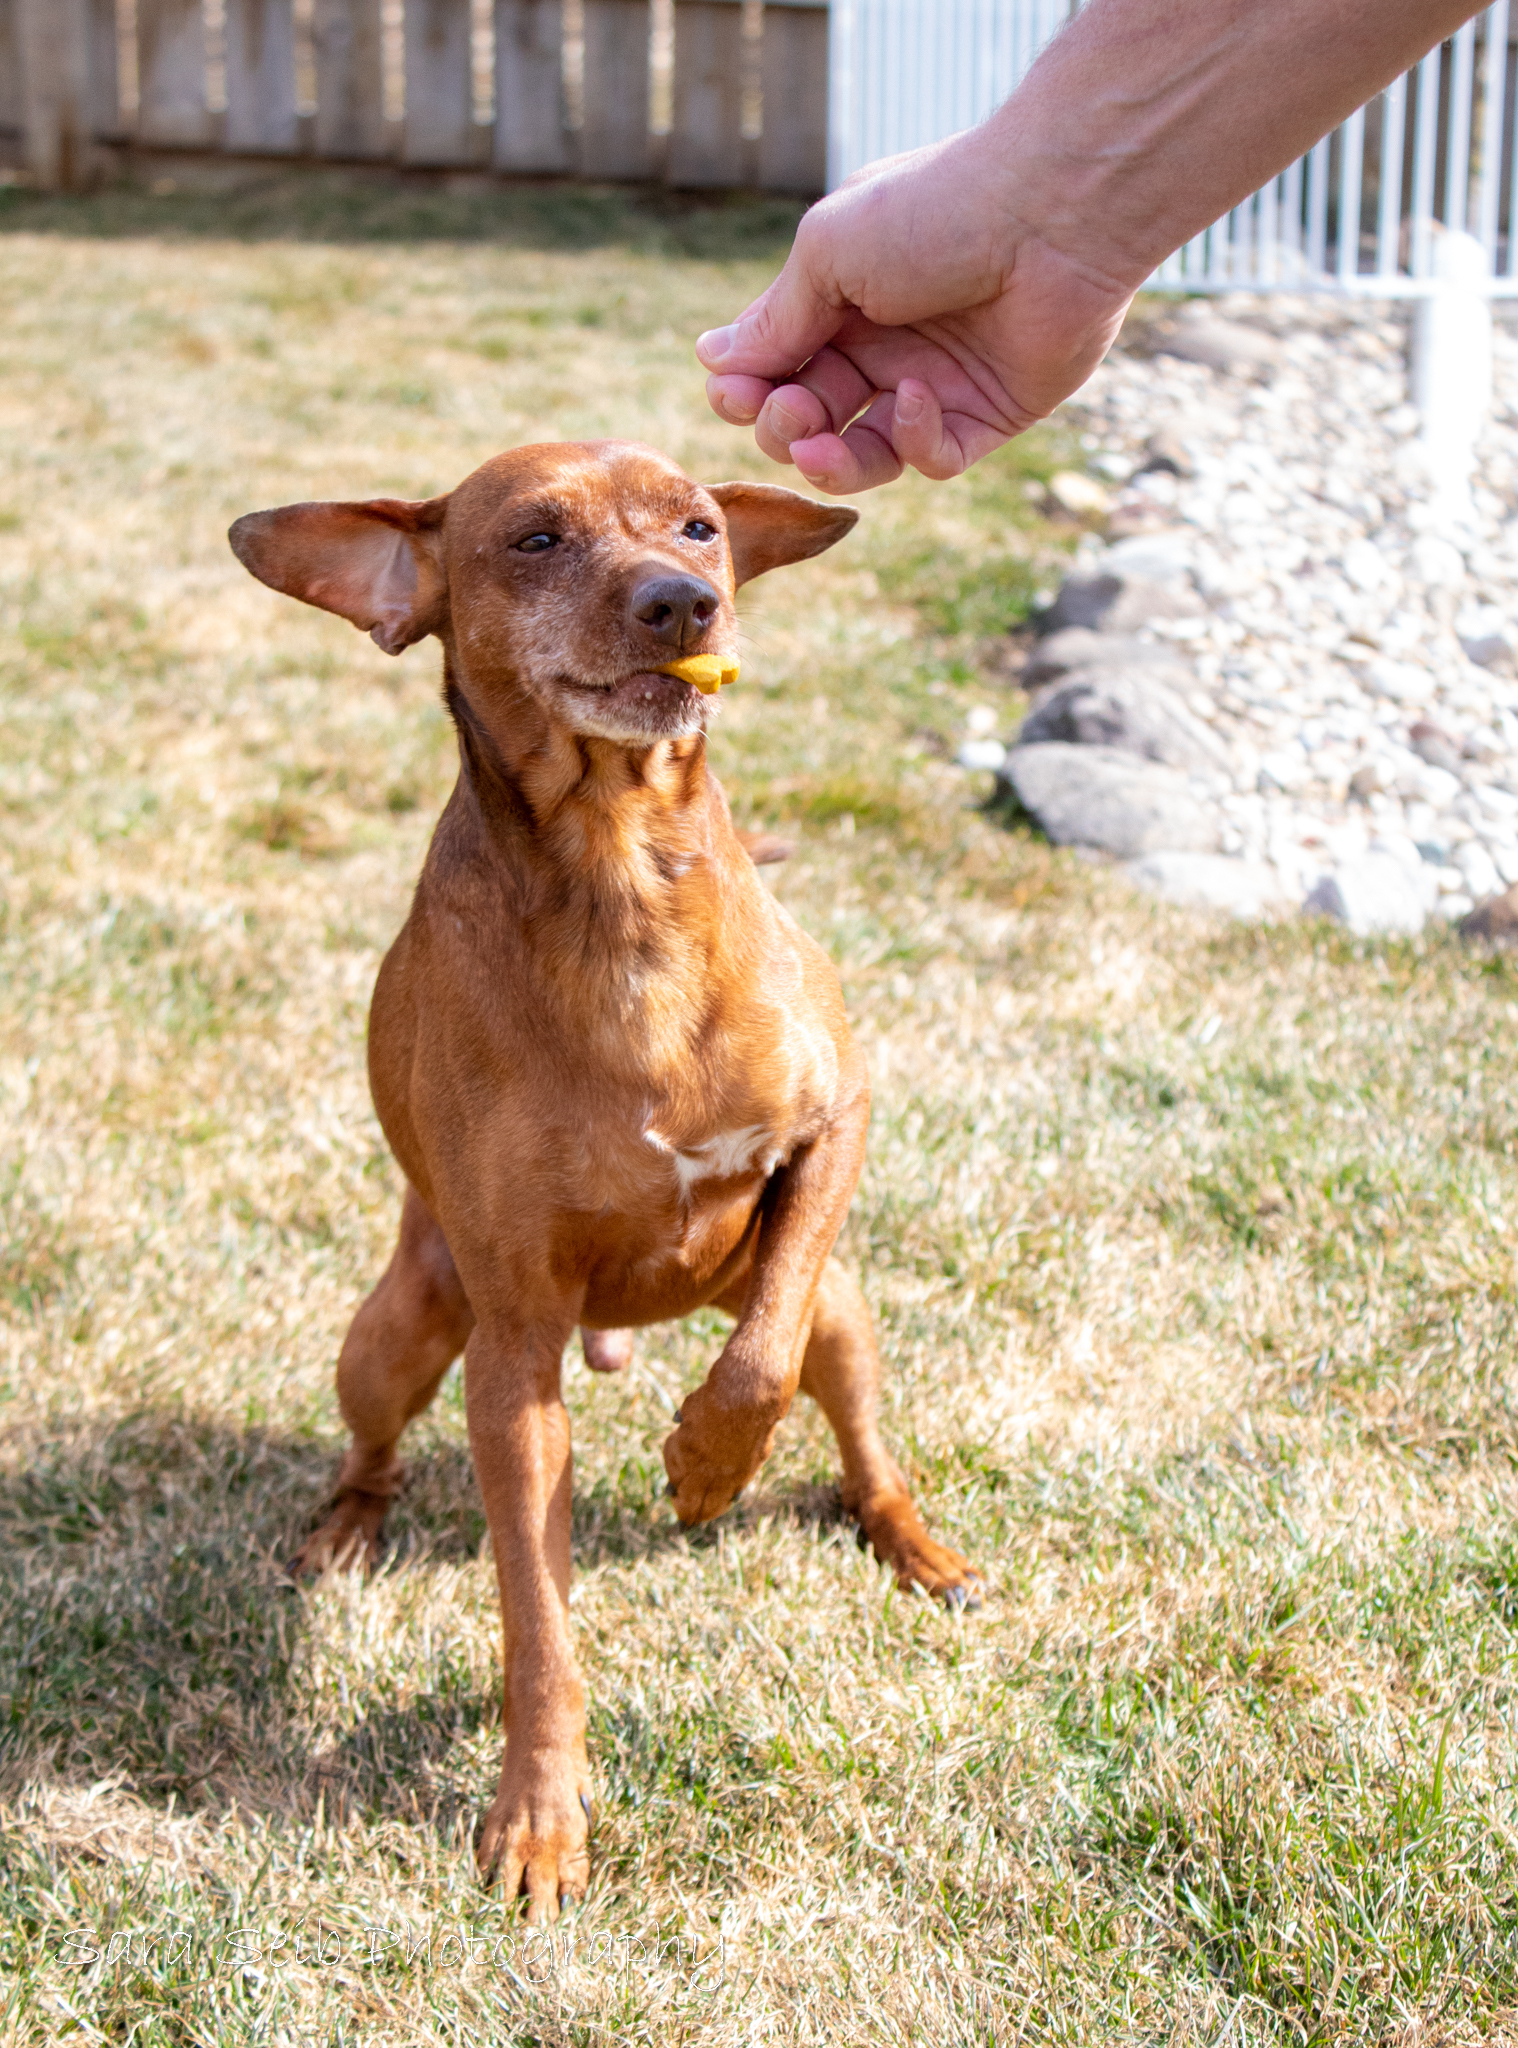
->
228 496 449 655
706 482 859 588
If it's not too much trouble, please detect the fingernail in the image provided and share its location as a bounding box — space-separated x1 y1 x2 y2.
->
696 325 737 366
896 385 925 425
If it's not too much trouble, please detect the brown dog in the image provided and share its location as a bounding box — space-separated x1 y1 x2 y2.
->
229 440 979 1919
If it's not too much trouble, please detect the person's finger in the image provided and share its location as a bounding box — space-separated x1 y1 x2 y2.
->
780 345 877 434
755 342 879 461
695 214 849 382
705 372 775 425
933 407 1021 473
891 378 970 482
755 382 830 464
790 410 905 494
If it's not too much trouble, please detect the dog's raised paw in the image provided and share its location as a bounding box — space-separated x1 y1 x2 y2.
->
662 1386 778 1526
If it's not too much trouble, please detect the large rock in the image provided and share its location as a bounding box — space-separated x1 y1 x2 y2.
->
1100 530 1197 583
1124 852 1288 917
1460 630 1516 674
1000 744 1221 858
1023 628 1189 689
1018 663 1228 772
1302 848 1435 936
1458 883 1518 946
1455 839 1502 901
1155 314 1283 378
1038 571 1205 636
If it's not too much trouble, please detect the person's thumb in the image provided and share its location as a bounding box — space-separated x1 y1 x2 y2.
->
695 233 845 380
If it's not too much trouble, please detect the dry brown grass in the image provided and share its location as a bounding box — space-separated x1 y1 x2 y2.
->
0 172 1517 2044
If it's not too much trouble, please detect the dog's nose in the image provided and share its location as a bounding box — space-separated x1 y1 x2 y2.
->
630 574 720 653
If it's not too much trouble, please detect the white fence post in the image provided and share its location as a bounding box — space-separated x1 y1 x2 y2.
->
1412 227 1494 532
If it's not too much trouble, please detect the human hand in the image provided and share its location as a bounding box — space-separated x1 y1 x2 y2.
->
696 130 1135 494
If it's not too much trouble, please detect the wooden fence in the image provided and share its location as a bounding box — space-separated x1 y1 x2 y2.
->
0 0 828 195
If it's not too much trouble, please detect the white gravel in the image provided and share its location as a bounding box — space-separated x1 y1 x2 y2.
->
981 293 1518 931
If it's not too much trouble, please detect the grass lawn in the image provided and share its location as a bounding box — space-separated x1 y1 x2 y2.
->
0 170 1516 2045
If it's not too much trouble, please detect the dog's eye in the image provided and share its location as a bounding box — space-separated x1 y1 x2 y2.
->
516 533 559 554
682 520 717 542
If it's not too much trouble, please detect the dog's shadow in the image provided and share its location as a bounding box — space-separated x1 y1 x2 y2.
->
0 1404 847 1834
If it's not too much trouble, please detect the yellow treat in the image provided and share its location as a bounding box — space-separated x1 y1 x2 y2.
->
656 654 740 694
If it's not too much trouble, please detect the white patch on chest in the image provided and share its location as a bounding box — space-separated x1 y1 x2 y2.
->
644 1122 782 1198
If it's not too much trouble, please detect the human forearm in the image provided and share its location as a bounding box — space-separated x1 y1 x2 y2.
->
989 0 1483 291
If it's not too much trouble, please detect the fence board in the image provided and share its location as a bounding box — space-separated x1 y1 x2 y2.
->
667 0 744 188
494 0 568 170
225 0 299 152
16 0 94 181
88 0 121 136
760 1 825 191
580 0 650 180
0 0 20 135
404 0 476 163
138 0 213 145
313 0 387 157
15 0 825 196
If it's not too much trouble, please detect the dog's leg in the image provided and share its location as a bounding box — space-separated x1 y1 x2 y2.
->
663 1051 874 1524
291 1185 474 1577
466 1324 591 1920
801 1260 982 1608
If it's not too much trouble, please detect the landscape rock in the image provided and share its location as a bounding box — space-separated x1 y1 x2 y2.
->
1045 470 1111 520
1022 629 1188 690
957 737 1008 772
1136 427 1196 477
1455 839 1502 900
1155 314 1283 378
1018 664 1228 771
1037 571 1206 637
1124 852 1287 916
1302 849 1435 936
1409 720 1462 773
1001 744 1221 859
955 293 1518 929
1460 631 1515 673
1411 533 1466 589
1457 882 1518 945
1367 656 1429 705
1100 530 1197 584
1456 603 1515 673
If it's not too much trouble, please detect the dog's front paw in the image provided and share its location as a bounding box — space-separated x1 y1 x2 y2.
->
476 1762 592 1921
662 1381 780 1525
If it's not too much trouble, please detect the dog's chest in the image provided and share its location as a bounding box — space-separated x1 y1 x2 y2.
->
587 998 837 1216
640 1120 785 1196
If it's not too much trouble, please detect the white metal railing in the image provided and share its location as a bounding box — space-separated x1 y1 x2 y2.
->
828 0 1518 298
